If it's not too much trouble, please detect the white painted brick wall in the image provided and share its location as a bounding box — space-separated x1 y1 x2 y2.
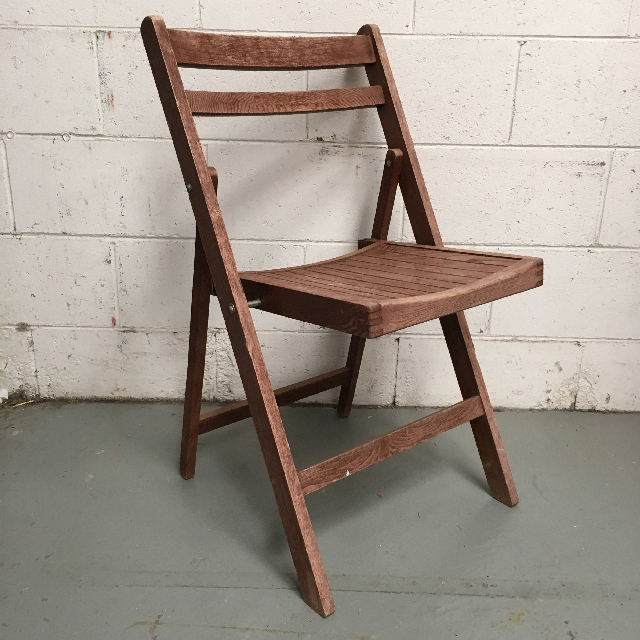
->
0 29 101 134
396 336 584 409
0 327 38 398
33 328 198 399
8 137 193 236
0 236 116 326
199 0 414 34
410 147 610 246
1 1 638 411
413 1 632 37
510 40 640 146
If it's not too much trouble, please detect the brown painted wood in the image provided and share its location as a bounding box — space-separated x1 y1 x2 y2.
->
240 242 542 338
337 337 366 418
299 396 484 494
180 229 212 479
208 166 218 296
208 165 218 191
142 15 334 617
359 24 442 247
371 149 403 241
168 29 376 70
181 167 218 477
440 313 519 507
187 86 385 115
199 367 350 434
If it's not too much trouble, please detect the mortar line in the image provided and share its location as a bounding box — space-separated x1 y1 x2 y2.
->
386 334 640 343
1 138 16 232
1 24 640 40
398 202 407 242
4 324 638 344
111 241 121 327
572 341 587 410
2 232 639 251
28 327 41 398
507 41 525 143
411 0 418 33
197 0 203 29
392 336 401 406
91 30 105 135
627 0 635 35
594 149 615 245
485 302 494 335
305 70 309 140
6 131 639 151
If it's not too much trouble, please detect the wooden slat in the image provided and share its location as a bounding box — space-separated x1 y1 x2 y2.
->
169 29 376 70
379 242 521 264
187 86 385 115
249 266 440 299
351 254 505 277
377 244 516 265
245 268 406 301
312 262 478 289
199 367 351 435
351 256 502 280
298 396 484 495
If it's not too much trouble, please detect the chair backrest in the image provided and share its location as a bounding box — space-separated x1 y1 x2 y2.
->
169 30 385 116
140 16 443 302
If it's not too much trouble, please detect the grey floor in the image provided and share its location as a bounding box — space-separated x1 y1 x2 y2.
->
1 402 638 639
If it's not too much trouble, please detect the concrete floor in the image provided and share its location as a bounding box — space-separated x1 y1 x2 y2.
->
0 402 638 639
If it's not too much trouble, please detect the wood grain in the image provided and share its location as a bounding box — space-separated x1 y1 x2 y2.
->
298 396 484 494
359 24 442 247
441 312 520 507
180 229 212 479
199 367 350 435
371 149 403 241
169 29 376 70
187 86 385 115
336 337 366 418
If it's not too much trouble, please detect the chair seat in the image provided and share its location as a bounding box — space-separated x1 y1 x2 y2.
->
240 241 543 338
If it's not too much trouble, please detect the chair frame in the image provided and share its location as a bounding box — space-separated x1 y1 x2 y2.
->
142 16 532 617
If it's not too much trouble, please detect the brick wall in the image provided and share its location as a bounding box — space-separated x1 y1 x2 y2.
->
1 1 638 410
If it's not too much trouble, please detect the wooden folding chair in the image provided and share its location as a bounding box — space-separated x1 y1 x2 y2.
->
141 16 543 617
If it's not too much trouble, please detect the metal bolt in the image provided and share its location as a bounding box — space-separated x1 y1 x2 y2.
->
228 303 236 315
186 183 192 192
385 159 392 168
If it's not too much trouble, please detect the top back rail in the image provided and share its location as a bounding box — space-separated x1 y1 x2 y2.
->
168 29 376 70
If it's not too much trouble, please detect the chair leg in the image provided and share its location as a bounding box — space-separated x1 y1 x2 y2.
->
337 336 366 418
180 231 212 480
251 394 335 616
440 312 519 507
227 321 335 616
